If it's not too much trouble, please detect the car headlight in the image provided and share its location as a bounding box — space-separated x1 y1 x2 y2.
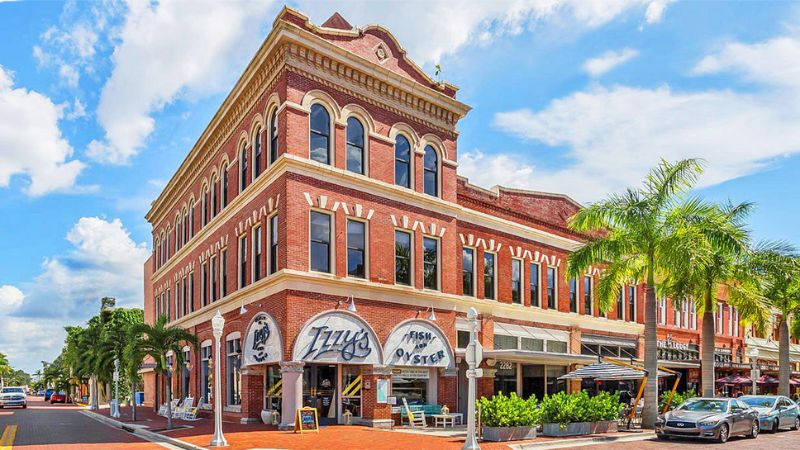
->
698 419 719 427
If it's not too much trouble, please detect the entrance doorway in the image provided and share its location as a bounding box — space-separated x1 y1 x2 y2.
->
303 365 338 425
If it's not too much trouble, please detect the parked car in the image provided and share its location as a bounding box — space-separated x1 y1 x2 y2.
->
655 398 759 443
740 395 800 432
0 386 27 409
49 392 67 404
44 389 55 401
35 389 45 396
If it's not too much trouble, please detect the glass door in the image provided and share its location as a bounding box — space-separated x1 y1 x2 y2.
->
303 365 338 425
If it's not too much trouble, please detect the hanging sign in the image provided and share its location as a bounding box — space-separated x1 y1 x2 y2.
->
243 313 282 366
294 406 319 433
383 319 454 368
293 311 382 364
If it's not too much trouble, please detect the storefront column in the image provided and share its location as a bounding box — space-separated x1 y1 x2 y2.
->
278 361 304 430
239 365 265 424
360 365 393 428
438 368 458 411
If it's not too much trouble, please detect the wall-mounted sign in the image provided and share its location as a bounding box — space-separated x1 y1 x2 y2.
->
243 312 282 366
384 319 454 368
376 379 389 403
392 368 430 379
657 339 691 351
293 311 382 364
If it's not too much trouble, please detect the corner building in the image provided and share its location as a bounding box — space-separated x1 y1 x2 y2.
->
144 8 659 428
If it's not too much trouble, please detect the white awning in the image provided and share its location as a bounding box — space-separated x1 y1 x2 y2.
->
582 334 638 348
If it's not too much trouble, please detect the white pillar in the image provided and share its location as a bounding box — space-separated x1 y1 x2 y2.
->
279 361 305 430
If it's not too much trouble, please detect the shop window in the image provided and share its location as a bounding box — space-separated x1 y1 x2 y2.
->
569 278 577 312
423 145 438 197
253 126 262 180
238 234 248 289
522 365 545 400
264 365 282 411
342 365 362 418
226 338 242 406
511 259 522 304
462 248 474 296
530 263 540 307
483 252 495 300
392 368 428 406
269 214 279 275
494 362 517 396
201 345 212 404
269 109 279 164
546 340 567 354
546 366 567 395
521 337 544 352
423 237 439 290
546 267 556 309
346 117 365 175
394 230 412 285
253 225 262 282
310 104 331 165
583 276 592 315
347 219 366 279
310 211 332 273
394 135 411 188
239 144 248 192
494 334 517 350
457 330 470 349
620 346 637 359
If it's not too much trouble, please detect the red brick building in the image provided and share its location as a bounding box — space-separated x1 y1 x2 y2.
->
142 8 751 428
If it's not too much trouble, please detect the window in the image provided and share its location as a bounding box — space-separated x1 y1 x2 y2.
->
483 252 495 300
201 263 208 307
174 221 179 254
521 337 544 351
222 165 228 208
583 276 592 315
727 305 733 336
347 220 366 278
674 300 681 327
220 250 227 298
628 285 636 322
346 117 364 174
310 104 330 164
165 231 170 260
530 263 540 307
394 135 411 188
181 277 187 317
547 340 568 353
201 187 208 227
617 287 624 320
253 225 262 282
189 201 195 238
210 256 217 302
569 278 577 313
239 144 248 192
238 234 248 288
462 248 475 296
269 109 278 163
423 237 438 290
310 211 332 273
201 345 212 403
494 334 518 350
511 259 522 304
253 127 262 179
394 230 412 285
165 289 170 320
226 338 241 406
269 215 278 274
457 330 470 349
188 272 194 314
683 300 690 330
690 301 697 330
423 145 438 196
733 307 739 336
211 176 218 218
175 282 180 318
659 298 666 325
546 267 556 309
717 302 723 332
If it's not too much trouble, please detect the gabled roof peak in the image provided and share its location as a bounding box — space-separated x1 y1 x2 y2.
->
321 12 353 30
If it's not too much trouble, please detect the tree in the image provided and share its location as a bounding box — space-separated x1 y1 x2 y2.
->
0 353 11 387
131 314 198 429
123 325 148 422
566 158 705 428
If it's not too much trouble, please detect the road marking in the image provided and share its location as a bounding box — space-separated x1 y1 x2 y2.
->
0 425 17 449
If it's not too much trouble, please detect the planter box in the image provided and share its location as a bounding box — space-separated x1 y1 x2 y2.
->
482 425 537 442
542 420 619 436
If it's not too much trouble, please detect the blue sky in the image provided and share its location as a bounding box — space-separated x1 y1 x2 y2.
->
1 0 799 373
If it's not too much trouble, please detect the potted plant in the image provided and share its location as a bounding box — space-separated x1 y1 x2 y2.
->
478 392 540 442
540 391 623 437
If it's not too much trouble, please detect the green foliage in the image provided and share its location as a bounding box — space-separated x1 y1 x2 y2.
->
539 391 623 426
658 388 697 412
478 391 540 427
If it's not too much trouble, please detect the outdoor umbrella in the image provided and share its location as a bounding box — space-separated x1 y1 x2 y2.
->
715 375 752 385
757 375 779 384
558 361 673 381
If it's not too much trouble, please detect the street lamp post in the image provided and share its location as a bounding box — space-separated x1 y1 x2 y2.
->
463 307 482 450
210 311 228 447
750 347 759 395
111 359 121 418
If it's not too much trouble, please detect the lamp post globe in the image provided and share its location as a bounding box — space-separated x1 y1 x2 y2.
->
210 310 228 447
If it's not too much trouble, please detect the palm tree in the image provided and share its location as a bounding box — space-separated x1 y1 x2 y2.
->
566 158 705 428
131 314 198 429
0 353 11 388
661 201 757 397
123 326 148 422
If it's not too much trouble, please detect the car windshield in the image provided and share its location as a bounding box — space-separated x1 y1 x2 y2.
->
679 399 728 412
741 397 776 408
1 388 23 393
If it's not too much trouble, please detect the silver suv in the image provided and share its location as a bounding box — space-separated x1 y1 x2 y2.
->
0 386 27 408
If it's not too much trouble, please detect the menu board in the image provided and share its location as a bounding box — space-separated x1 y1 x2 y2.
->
294 407 319 434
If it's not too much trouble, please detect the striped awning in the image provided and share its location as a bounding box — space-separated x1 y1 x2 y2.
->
558 361 673 380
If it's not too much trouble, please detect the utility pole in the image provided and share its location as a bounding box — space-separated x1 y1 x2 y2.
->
462 307 482 450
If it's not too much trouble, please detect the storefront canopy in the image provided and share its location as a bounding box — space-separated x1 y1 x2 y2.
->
558 361 673 381
715 375 751 385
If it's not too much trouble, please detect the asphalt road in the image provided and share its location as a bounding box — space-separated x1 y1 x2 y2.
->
0 396 165 449
593 428 800 449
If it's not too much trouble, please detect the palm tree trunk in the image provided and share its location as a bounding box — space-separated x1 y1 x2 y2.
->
90 375 99 410
701 289 716 397
779 316 791 396
642 281 659 428
166 371 173 430
131 381 137 421
154 372 159 413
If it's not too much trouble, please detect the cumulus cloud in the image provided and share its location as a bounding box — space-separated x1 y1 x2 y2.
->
693 36 800 91
0 66 85 196
0 285 24 311
583 48 639 77
644 0 670 24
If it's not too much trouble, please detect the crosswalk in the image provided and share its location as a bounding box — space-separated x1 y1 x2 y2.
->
0 425 16 450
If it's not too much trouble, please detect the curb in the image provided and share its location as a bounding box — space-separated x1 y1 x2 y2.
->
80 410 207 450
510 432 657 449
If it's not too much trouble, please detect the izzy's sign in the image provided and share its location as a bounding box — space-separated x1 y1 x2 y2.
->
384 320 453 368
293 311 382 364
244 313 282 366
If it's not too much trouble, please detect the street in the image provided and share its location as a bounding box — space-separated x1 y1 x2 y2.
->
593 431 800 450
0 396 165 449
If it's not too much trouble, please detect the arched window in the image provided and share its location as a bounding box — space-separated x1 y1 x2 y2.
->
253 127 262 180
211 176 218 218
346 117 364 174
221 164 228 208
239 144 248 192
182 209 188 245
155 238 160 269
201 186 208 227
423 145 438 197
309 104 330 165
174 219 180 253
394 135 411 188
189 201 195 238
269 109 279 164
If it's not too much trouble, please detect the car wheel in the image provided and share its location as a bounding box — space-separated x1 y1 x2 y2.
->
749 420 759 438
772 418 780 433
718 423 729 443
656 433 669 440
792 416 800 431
22 404 26 409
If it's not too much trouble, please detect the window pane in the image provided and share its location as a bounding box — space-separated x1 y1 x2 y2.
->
346 117 364 174
512 260 522 304
310 135 329 164
347 220 365 278
423 237 438 290
310 212 331 273
569 278 577 312
494 335 517 350
310 104 329 134
457 330 470 349
270 110 279 162
584 276 592 315
423 146 438 196
270 215 278 274
530 264 540 307
484 253 495 299
395 231 411 285
521 337 544 352
462 248 474 296
394 135 411 188
547 267 556 309
547 340 567 353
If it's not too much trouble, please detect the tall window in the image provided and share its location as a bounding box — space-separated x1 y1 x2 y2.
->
394 230 411 285
201 345 212 403
210 177 218 218
394 135 411 188
546 267 556 309
175 282 180 319
423 237 438 290
269 215 278 274
674 299 680 326
221 165 228 208
239 145 248 192
220 250 227 298
188 272 194 314
628 285 636 322
210 256 217 302
423 145 438 196
174 221 179 253
511 259 522 304
310 211 331 273
462 248 474 296
346 117 364 174
269 109 279 163
569 278 577 312
226 337 242 406
253 225 262 282
583 276 592 315
310 104 330 164
181 277 187 317
530 263 540 307
238 235 248 289
201 263 208 307
617 288 624 320
189 201 195 238
659 297 666 325
201 187 207 227
165 289 170 320
347 220 366 278
253 127 262 179
483 253 495 300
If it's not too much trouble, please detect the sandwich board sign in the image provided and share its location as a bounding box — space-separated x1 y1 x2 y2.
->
294 406 319 434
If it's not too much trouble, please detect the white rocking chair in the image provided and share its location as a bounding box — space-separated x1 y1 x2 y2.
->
402 398 426 428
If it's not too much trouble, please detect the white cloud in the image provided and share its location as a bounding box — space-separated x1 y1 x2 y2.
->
0 285 24 311
0 66 85 196
583 48 639 77
58 63 79 87
693 36 800 91
645 0 670 24
64 97 86 120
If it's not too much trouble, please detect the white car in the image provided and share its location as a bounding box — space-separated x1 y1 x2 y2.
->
0 386 27 408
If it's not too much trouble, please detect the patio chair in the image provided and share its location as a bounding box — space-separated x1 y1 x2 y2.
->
158 403 167 416
161 399 180 417
183 402 205 421
402 398 426 428
173 397 194 419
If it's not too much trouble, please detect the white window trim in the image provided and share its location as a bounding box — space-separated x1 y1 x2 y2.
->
394 228 414 287
421 234 441 291
659 298 666 325
238 233 248 289
252 224 262 283
462 246 476 297
267 212 278 276
309 101 335 167
345 217 369 280
309 209 335 275
529 262 542 308
344 115 369 177
421 144 442 198
393 133 415 190
252 126 262 183
511 257 524 305
584 275 594 316
484 251 498 301
546 266 558 310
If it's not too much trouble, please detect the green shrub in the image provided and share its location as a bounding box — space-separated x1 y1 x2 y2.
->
539 391 623 426
658 388 697 412
478 391 540 427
